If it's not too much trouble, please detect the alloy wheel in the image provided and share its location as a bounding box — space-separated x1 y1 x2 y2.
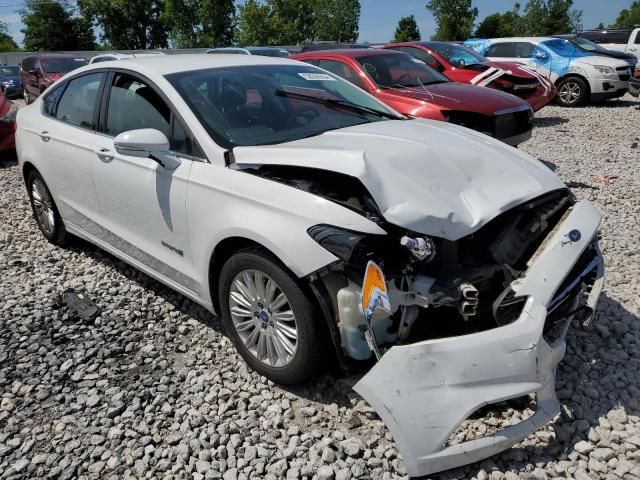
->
31 178 56 236
228 269 298 367
558 81 581 105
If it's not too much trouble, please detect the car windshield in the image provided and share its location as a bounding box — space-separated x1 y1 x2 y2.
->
42 58 88 73
429 43 487 66
570 37 604 52
250 49 290 58
541 39 583 58
0 66 18 76
166 64 399 148
354 53 449 88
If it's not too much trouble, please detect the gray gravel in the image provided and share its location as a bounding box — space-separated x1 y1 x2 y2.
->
1 95 640 480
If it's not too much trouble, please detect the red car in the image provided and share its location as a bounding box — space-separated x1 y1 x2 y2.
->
292 49 533 146
381 41 556 112
0 89 16 153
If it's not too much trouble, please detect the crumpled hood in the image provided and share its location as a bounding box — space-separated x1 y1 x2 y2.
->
232 119 565 240
467 61 537 79
383 82 530 115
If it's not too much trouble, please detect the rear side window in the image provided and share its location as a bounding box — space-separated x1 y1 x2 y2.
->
55 73 104 129
515 42 536 58
486 42 516 57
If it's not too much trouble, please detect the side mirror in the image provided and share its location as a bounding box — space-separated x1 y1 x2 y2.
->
533 49 549 61
114 128 182 170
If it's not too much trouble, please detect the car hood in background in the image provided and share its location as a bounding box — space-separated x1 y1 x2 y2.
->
379 82 531 115
574 55 630 68
232 118 564 240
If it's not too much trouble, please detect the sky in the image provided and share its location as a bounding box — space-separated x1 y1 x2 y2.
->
0 0 634 47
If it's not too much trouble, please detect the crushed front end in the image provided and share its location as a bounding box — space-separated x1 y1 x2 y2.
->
307 190 605 477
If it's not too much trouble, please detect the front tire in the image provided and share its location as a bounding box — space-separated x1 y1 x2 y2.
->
555 76 588 107
218 248 324 384
26 170 67 245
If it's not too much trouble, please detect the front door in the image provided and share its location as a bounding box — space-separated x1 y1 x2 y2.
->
90 72 200 293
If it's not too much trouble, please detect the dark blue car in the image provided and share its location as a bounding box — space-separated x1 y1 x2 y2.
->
0 66 21 98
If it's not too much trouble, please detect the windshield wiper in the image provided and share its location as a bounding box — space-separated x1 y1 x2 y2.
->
275 89 404 120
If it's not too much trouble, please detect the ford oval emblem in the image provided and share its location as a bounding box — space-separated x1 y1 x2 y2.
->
568 229 581 242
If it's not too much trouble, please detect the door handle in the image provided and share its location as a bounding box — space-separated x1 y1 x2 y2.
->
94 147 114 162
39 130 50 142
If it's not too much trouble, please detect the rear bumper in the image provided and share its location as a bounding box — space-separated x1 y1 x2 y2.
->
354 200 605 477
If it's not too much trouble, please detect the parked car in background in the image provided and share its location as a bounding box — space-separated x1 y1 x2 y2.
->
300 42 372 52
292 48 534 146
206 47 289 57
381 41 555 111
578 28 640 77
465 37 631 106
90 52 165 64
0 89 16 152
554 34 637 75
20 54 88 104
0 65 21 98
15 53 605 477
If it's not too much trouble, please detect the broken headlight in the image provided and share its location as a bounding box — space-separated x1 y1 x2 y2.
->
307 224 380 264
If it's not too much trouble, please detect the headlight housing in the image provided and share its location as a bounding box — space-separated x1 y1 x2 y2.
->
593 65 615 75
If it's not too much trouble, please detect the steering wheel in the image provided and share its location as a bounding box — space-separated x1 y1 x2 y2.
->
398 74 413 85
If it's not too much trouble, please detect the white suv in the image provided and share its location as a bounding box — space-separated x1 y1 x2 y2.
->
15 54 604 477
465 37 631 106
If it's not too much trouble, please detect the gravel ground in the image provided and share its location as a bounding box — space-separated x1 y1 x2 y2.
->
1 95 640 480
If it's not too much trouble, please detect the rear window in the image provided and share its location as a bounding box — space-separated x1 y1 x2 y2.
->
42 58 88 74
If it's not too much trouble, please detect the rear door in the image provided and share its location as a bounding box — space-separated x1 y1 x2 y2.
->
36 72 105 227
89 70 201 293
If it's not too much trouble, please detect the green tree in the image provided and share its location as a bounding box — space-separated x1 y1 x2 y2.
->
235 0 314 45
163 0 234 48
21 0 95 51
0 21 19 52
544 0 581 34
78 0 168 49
596 21 605 29
235 0 275 45
474 4 524 38
313 0 360 42
426 0 478 41
613 1 640 29
519 0 582 35
393 15 421 42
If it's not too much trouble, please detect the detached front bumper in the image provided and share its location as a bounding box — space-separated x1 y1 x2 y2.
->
354 200 605 477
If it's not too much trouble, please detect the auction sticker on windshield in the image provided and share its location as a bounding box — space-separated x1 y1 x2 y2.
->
298 73 336 81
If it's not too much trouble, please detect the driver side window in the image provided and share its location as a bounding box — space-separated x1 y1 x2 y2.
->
318 60 366 89
105 73 199 157
516 42 536 58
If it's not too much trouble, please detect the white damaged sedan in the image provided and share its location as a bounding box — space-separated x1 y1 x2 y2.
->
15 55 605 476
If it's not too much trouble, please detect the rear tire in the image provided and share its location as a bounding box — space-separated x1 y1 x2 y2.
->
26 170 67 246
218 248 324 384
555 76 588 107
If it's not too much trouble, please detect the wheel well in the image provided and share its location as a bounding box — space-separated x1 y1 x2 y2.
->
22 161 37 183
207 237 267 314
556 73 591 95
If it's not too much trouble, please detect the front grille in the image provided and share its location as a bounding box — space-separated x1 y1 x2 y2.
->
494 109 533 139
543 242 600 342
617 66 631 81
446 109 532 141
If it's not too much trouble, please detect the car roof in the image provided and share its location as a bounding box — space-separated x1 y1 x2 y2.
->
486 37 555 43
24 53 87 59
77 53 302 76
295 48 399 59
